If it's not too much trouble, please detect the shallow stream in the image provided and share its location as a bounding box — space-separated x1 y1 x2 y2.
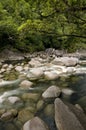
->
0 61 86 130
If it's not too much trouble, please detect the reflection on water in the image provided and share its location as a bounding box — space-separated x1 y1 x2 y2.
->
0 73 86 130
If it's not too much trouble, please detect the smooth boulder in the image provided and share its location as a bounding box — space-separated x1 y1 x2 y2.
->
42 85 61 99
54 98 84 130
22 116 49 130
19 80 33 89
52 57 78 66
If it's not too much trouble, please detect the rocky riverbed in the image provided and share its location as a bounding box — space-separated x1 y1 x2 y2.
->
0 48 86 130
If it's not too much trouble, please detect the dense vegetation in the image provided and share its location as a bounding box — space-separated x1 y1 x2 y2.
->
0 0 86 52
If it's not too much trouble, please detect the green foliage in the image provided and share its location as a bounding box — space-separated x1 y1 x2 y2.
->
0 19 18 49
0 0 86 52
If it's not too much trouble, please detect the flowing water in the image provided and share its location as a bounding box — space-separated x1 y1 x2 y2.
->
0 63 86 130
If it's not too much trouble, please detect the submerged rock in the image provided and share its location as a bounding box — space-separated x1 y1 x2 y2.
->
44 104 54 117
0 109 17 121
22 116 49 130
54 98 84 130
22 93 40 102
37 100 45 111
18 108 34 123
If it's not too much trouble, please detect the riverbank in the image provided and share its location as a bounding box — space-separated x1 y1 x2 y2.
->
0 48 86 62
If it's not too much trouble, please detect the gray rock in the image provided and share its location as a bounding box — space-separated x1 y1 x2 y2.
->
22 116 49 130
65 102 86 130
0 109 17 121
8 96 21 104
2 64 8 68
42 85 61 99
52 57 78 66
62 88 75 96
0 109 6 116
54 98 84 130
15 66 23 72
44 71 59 80
27 68 44 80
19 80 33 89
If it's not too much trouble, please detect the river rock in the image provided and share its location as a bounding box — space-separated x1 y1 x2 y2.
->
15 66 23 72
9 64 14 69
54 98 84 130
65 102 86 130
29 58 42 67
52 57 78 66
75 104 84 112
42 85 61 99
62 88 75 96
2 64 8 68
44 104 54 117
27 68 44 80
18 108 34 123
0 109 6 116
8 96 21 104
29 68 44 78
44 71 59 80
37 100 45 111
0 68 6 73
19 80 33 89
0 109 17 121
22 93 40 102
22 116 49 130
66 67 76 73
23 66 29 71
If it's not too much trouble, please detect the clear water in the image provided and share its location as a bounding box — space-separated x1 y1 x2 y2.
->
0 66 86 130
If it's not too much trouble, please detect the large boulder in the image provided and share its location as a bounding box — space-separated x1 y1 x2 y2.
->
54 98 84 130
52 57 79 66
65 102 86 130
42 85 61 99
22 116 49 130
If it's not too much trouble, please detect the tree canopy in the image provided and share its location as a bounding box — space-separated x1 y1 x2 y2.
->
0 0 86 52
